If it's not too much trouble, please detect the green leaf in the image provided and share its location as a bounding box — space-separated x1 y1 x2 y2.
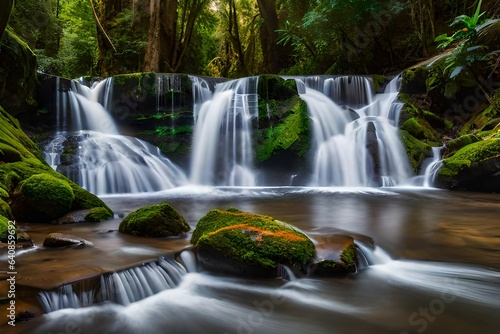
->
434 34 450 42
450 65 464 79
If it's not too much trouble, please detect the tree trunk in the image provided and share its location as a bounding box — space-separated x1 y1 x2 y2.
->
256 0 292 73
0 0 14 41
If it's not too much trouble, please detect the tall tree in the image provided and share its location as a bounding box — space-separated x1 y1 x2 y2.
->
143 0 208 73
256 0 292 73
409 0 435 57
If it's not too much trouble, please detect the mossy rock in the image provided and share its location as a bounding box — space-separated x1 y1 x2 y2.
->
255 97 310 163
0 29 38 115
0 198 13 220
0 142 22 162
13 173 75 222
401 117 438 142
400 130 432 173
444 135 479 156
436 139 500 191
312 235 357 277
191 208 316 278
119 202 190 237
458 105 498 137
0 214 9 241
84 207 113 222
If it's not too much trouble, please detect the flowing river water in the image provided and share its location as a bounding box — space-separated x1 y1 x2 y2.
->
5 187 500 334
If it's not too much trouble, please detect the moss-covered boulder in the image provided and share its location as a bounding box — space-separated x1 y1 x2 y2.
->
84 207 113 222
11 173 75 222
191 208 316 278
436 139 500 191
119 202 189 237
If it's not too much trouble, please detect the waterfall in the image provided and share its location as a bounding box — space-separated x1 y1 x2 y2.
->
189 76 259 186
43 78 187 195
38 257 187 312
296 75 413 187
423 146 444 187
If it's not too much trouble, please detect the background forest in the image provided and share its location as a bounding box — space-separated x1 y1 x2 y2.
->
7 0 500 79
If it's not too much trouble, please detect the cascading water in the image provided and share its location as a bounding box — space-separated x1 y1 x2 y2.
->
43 78 187 195
423 145 444 187
189 76 259 186
38 256 188 312
296 75 413 187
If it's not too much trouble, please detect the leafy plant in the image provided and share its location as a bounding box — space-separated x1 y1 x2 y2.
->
433 0 495 97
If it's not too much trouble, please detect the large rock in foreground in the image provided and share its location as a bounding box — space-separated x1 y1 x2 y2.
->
191 208 316 278
119 202 190 237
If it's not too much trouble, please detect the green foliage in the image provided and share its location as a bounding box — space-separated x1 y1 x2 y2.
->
142 125 193 138
119 202 190 237
434 0 495 98
84 207 113 222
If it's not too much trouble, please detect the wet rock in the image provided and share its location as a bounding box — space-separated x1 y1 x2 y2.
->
51 209 90 224
43 233 93 248
311 234 357 277
191 208 316 278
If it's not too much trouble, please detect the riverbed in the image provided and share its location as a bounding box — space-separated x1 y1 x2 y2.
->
5 187 500 333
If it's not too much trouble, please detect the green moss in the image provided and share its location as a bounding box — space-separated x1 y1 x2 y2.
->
255 98 310 162
371 75 387 93
445 135 479 156
401 117 438 141
0 187 8 200
0 215 9 241
400 130 432 172
0 29 38 114
84 207 113 222
70 186 113 215
439 139 500 178
18 173 75 221
191 208 316 274
0 198 13 220
119 201 189 237
458 105 498 137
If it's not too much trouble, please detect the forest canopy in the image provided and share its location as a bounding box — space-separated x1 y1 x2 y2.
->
6 0 500 79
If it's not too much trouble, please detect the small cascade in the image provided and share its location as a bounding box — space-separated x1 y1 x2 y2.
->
355 242 393 266
296 75 413 187
43 79 187 195
38 257 187 312
423 146 444 187
156 74 183 129
189 76 259 186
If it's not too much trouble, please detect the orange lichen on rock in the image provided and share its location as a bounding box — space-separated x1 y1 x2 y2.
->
207 223 307 243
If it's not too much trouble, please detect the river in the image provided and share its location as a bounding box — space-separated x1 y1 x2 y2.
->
7 187 500 333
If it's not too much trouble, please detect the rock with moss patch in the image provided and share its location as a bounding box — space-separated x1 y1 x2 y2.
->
11 173 75 222
191 208 316 278
119 202 189 237
436 139 500 191
84 207 113 222
311 234 357 276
